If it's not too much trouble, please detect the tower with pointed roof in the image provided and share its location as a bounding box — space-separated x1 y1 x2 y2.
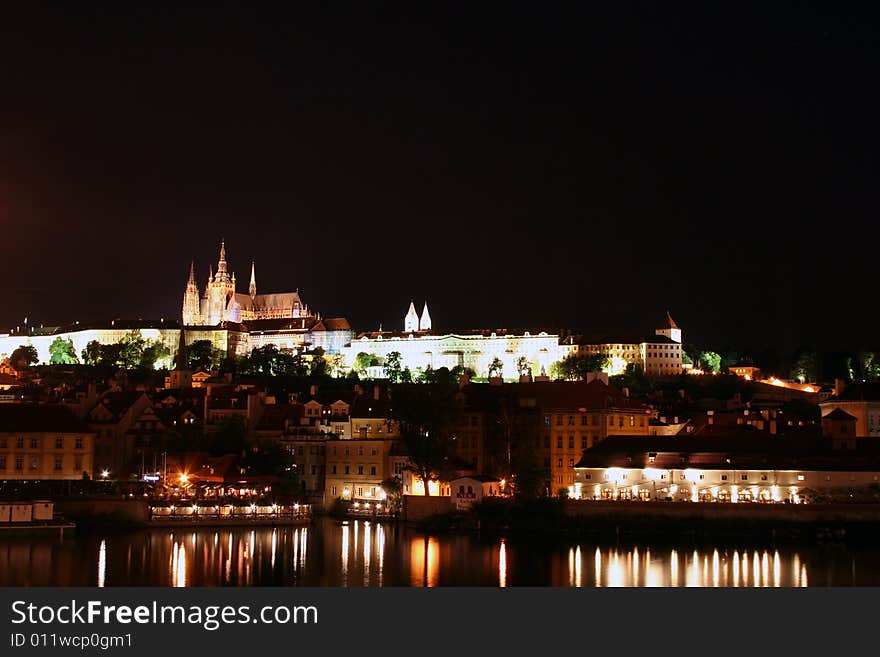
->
181 262 202 326
204 240 236 325
404 301 419 333
249 261 257 299
655 310 682 343
419 302 431 331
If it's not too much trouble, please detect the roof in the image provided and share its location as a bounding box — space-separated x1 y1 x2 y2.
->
823 408 858 421
311 317 351 332
349 393 393 418
0 404 92 433
354 328 560 340
451 474 500 483
564 333 680 346
661 311 679 330
92 391 146 419
506 380 649 411
574 432 880 472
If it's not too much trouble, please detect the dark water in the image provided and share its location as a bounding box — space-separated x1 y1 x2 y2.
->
1 517 877 586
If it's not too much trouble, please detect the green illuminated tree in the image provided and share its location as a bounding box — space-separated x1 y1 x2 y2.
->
488 357 503 379
383 351 403 382
698 351 722 373
355 352 378 375
49 337 79 365
791 351 818 383
119 330 146 369
10 344 38 370
515 356 532 378
558 353 608 380
188 340 223 371
140 340 171 370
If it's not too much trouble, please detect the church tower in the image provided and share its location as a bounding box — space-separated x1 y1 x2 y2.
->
404 301 419 333
205 240 236 325
655 311 682 343
249 261 257 299
419 302 432 331
181 262 202 326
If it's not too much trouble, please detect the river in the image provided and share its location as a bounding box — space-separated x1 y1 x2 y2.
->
1 517 877 586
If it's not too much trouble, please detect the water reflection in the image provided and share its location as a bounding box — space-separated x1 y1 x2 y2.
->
0 517 877 586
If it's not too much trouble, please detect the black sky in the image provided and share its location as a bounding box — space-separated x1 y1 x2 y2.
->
2 3 878 355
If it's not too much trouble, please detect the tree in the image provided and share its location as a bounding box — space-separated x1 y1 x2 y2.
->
450 365 476 382
10 345 38 370
698 351 722 373
188 340 223 371
515 356 532 378
81 340 102 366
390 384 455 497
309 354 329 377
140 340 171 370
558 353 608 380
488 357 503 379
791 351 818 383
98 343 123 368
380 476 403 514
49 337 78 365
355 352 378 375
383 351 403 383
119 330 146 369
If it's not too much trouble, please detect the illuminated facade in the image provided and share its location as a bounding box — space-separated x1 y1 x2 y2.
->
560 312 684 376
344 303 562 377
572 435 880 502
0 405 96 480
182 240 316 326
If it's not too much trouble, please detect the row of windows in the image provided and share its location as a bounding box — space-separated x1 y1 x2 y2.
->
329 464 378 476
0 455 84 471
0 437 86 450
330 446 380 457
580 472 813 482
330 486 378 498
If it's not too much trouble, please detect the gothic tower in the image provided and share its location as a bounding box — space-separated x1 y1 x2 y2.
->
205 240 236 324
249 261 257 299
655 311 682 343
419 302 432 331
404 301 419 332
181 262 202 326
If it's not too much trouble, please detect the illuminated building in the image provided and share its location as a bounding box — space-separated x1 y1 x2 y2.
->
343 302 563 377
0 405 96 480
560 312 684 376
572 432 880 502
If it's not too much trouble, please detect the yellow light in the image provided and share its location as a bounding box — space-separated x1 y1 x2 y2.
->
100 470 110 479
669 484 678 496
179 473 189 484
354 501 360 508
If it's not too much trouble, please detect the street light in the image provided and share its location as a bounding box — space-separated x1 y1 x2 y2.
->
100 470 110 479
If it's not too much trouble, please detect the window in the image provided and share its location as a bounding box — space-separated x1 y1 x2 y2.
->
54 456 62 471
74 457 82 471
331 465 337 474
0 456 5 470
568 416 574 426
370 466 376 476
568 436 574 449
16 437 24 449
629 416 635 427
797 474 805 481
761 474 768 481
331 486 337 496
557 458 563 468
311 465 317 475
15 456 23 471
344 465 350 475
556 416 563 426
357 487 363 497
358 446 364 456
581 416 587 426
557 437 563 449
568 458 574 467
741 474 748 481
358 465 364 475
55 438 64 449
30 438 39 449
585 473 591 480
721 475 728 481
543 415 551 426
29 456 38 470
581 437 587 449
371 448 378 456
344 448 350 456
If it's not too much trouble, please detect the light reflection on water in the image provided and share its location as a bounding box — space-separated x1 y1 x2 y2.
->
0 517 874 586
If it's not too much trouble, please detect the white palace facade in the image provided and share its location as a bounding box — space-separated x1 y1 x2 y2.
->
341 302 564 378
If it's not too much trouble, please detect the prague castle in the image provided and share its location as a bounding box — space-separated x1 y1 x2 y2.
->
182 240 314 326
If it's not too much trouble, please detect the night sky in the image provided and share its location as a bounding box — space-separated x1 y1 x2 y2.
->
3 3 879 355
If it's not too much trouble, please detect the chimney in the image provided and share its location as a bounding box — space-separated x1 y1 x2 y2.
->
835 378 846 396
310 384 318 397
373 385 380 400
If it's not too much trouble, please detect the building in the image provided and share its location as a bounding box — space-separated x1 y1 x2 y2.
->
572 430 880 503
87 391 152 479
819 383 880 437
344 302 563 378
560 313 684 376
450 475 501 510
0 405 95 480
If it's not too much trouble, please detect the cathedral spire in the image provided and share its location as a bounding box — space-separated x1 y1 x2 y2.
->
249 261 257 299
419 301 432 331
215 239 230 282
187 261 196 285
208 264 213 284
404 300 419 332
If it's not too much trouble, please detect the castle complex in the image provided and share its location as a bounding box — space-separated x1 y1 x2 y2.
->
182 240 314 326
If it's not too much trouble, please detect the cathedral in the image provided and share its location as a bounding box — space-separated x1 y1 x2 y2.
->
182 241 315 326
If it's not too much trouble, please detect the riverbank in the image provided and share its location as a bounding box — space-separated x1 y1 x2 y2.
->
411 498 880 546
